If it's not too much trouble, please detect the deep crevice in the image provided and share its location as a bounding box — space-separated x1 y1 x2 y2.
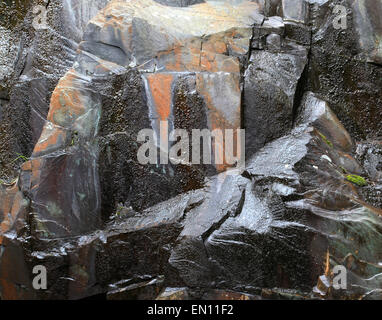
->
292 26 313 127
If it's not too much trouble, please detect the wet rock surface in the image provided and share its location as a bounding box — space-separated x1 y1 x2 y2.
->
244 45 308 158
0 0 382 300
0 0 111 180
307 0 382 140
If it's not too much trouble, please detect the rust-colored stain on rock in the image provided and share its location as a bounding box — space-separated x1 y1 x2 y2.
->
146 73 174 122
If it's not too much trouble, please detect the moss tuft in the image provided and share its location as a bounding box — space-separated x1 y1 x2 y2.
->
318 132 333 148
346 174 368 187
11 153 29 164
339 166 348 174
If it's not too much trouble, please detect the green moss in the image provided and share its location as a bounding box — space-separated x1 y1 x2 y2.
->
339 166 348 174
115 203 125 217
35 220 51 238
11 153 29 164
318 132 333 148
46 201 63 217
71 131 79 146
346 174 368 187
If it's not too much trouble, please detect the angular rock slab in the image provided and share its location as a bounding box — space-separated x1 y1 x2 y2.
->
84 0 263 170
0 180 33 300
205 93 382 296
351 0 382 65
308 0 382 139
244 45 308 158
2 93 382 299
5 0 264 239
0 180 29 245
169 172 249 287
282 0 309 23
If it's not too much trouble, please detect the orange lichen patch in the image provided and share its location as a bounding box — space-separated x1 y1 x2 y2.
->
160 33 240 73
20 160 31 171
146 73 175 152
227 40 247 55
0 192 25 239
47 70 88 127
86 0 259 70
324 250 330 276
0 186 16 230
200 51 239 73
103 15 125 30
161 44 201 72
161 46 183 72
33 125 67 156
209 116 239 172
200 50 216 71
203 28 251 55
90 1 132 30
221 58 241 74
163 45 240 74
202 38 227 55
196 73 241 128
30 158 43 184
0 182 28 244
146 73 174 121
195 74 242 172
21 158 44 191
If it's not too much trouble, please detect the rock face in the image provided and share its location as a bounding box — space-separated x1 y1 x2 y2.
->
0 0 382 300
351 0 382 65
0 0 111 181
15 0 264 238
244 46 308 157
307 0 382 140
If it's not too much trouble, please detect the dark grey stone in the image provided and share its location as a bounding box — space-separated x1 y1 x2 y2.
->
243 47 308 159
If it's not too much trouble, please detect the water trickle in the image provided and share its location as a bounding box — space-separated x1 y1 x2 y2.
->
62 0 111 42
